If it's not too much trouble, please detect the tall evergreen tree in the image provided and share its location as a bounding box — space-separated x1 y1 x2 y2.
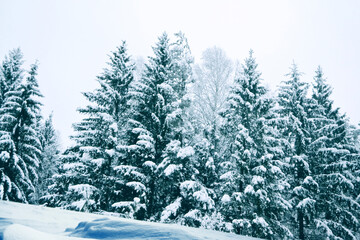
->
156 34 220 227
277 63 318 240
0 59 43 203
76 42 136 212
219 51 291 239
127 32 201 221
309 67 360 239
125 33 175 218
47 42 136 212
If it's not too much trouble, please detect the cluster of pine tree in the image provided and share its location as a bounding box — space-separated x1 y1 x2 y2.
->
1 33 359 240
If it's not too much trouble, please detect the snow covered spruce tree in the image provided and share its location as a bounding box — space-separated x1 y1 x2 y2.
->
47 42 137 213
308 67 360 239
219 50 291 239
128 32 216 224
161 47 236 230
277 63 319 239
128 32 182 218
0 55 43 203
124 33 176 218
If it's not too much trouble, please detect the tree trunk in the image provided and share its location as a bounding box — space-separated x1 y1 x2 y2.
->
298 209 305 240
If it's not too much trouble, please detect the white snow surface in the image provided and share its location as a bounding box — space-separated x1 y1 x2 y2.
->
4 224 87 240
0 200 258 240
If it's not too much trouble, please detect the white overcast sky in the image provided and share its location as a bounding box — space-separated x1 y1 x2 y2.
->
1 0 359 147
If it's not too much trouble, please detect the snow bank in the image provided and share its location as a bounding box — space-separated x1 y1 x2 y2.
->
0 200 258 240
3 224 88 240
70 218 196 240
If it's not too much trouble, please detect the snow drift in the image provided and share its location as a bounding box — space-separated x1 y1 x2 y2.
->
0 200 258 240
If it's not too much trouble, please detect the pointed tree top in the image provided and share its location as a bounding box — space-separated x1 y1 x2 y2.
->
286 61 304 81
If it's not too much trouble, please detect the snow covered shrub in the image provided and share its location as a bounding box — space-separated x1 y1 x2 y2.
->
160 197 182 223
67 184 100 212
183 209 202 227
178 180 216 227
112 197 146 220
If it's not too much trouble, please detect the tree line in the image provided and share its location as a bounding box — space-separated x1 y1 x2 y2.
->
0 32 359 239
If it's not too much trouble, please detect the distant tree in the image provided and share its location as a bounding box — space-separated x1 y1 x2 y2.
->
192 47 233 130
133 56 146 82
37 114 60 201
191 47 233 163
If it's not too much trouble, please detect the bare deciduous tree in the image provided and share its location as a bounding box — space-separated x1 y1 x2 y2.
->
191 47 233 130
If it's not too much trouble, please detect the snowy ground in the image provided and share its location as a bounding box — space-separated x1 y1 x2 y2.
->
0 201 258 240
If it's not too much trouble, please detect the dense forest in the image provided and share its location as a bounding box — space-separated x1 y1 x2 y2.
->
0 32 359 240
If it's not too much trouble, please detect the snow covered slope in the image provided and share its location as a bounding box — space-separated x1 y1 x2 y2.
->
0 201 258 240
